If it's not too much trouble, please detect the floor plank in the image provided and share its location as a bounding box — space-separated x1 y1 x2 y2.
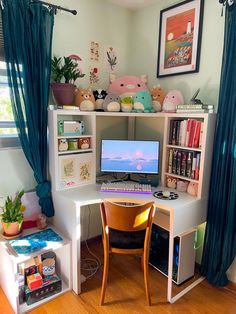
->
1 239 236 314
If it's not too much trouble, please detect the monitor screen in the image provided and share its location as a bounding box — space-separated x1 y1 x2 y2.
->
101 139 159 175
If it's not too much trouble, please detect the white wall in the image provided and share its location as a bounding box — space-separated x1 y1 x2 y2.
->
128 0 225 108
0 148 35 199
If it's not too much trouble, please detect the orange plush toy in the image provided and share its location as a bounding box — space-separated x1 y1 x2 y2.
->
75 88 96 111
150 85 166 112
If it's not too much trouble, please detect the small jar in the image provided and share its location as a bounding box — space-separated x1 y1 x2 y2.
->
68 139 78 150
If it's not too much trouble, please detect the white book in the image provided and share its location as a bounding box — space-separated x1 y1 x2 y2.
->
180 119 187 146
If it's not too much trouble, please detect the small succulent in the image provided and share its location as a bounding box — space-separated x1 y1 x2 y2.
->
0 190 25 229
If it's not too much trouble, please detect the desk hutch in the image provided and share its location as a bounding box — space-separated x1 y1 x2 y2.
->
48 110 216 303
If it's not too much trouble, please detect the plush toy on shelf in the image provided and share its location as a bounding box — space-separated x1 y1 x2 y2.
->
93 89 107 111
176 180 189 192
120 96 133 112
187 182 198 196
102 92 121 112
75 88 96 111
162 90 184 113
150 85 166 112
133 90 154 113
166 176 177 189
108 74 149 99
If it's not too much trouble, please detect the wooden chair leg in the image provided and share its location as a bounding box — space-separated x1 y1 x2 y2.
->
100 245 109 305
141 254 144 271
143 251 151 306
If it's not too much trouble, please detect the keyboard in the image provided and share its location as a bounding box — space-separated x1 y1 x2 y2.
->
100 182 152 194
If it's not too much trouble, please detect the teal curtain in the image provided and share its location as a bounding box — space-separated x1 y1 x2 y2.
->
1 0 55 216
201 2 236 286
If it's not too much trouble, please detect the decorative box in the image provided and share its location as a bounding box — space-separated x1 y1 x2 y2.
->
25 274 62 305
27 273 43 290
78 137 91 149
58 120 85 136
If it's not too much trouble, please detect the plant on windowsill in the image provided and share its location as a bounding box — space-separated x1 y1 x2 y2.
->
0 190 25 237
51 56 85 106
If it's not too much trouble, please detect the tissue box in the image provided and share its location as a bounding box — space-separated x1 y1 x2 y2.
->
25 274 62 305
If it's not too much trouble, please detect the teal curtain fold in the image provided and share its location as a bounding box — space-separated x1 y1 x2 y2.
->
201 3 236 286
1 0 55 216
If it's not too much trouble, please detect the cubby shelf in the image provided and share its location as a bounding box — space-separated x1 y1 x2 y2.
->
166 144 202 152
162 114 216 199
58 148 93 155
0 226 72 314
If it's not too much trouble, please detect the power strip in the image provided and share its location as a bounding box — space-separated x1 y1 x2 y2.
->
81 274 86 283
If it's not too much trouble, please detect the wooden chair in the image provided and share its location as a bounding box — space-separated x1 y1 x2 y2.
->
100 198 155 305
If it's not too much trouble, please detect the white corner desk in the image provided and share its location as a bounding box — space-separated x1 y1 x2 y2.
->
51 184 207 303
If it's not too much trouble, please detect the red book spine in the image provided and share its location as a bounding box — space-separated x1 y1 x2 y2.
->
193 121 202 148
188 119 197 147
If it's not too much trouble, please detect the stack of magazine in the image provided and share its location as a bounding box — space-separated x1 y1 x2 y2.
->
176 104 214 113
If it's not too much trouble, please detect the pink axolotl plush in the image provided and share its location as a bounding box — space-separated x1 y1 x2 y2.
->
108 74 148 99
162 90 184 113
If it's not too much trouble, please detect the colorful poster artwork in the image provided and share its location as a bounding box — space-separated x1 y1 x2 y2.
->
164 9 195 69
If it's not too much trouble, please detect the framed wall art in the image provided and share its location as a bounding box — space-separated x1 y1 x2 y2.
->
157 0 204 78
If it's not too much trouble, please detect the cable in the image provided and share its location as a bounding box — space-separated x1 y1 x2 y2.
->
81 205 102 281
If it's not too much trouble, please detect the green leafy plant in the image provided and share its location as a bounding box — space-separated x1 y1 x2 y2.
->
51 56 85 84
0 190 25 229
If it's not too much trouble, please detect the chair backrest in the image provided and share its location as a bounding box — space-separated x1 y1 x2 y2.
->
100 198 155 232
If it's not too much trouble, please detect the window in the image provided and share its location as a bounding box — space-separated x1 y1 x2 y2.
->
0 13 19 148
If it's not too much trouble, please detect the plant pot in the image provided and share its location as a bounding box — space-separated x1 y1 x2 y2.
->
51 83 76 106
2 221 21 236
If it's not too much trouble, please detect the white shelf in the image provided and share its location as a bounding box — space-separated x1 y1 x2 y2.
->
166 144 202 152
162 114 216 198
58 134 93 139
0 226 72 314
164 172 199 184
58 148 93 155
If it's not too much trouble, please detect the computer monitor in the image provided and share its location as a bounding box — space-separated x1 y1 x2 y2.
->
100 139 159 175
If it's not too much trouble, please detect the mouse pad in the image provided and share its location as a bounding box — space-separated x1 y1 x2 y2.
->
153 191 179 200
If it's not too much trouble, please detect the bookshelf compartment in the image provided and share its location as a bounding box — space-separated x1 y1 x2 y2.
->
167 147 201 181
162 113 216 199
169 118 204 149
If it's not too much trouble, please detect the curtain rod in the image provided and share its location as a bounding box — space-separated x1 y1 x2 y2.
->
32 0 77 15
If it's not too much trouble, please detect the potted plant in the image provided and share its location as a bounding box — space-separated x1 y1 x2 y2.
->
51 56 85 106
0 190 25 236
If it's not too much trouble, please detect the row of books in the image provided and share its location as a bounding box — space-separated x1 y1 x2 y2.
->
176 104 214 113
169 119 203 148
168 149 201 180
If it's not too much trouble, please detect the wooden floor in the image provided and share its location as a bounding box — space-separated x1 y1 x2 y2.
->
1 239 236 314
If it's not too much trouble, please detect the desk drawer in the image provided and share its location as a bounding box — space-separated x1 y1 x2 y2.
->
153 210 170 231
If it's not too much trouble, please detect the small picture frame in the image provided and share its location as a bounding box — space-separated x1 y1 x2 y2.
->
157 0 204 78
59 153 94 189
